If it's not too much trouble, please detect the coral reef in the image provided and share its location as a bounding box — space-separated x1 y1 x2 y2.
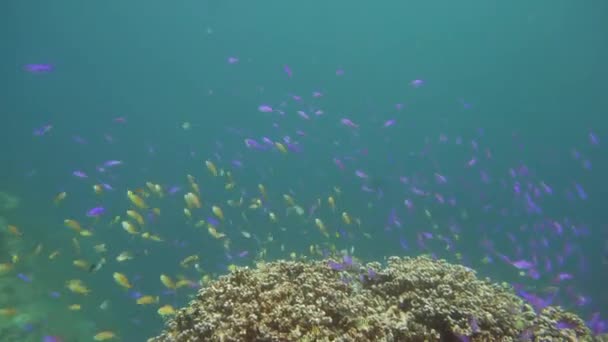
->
149 256 600 342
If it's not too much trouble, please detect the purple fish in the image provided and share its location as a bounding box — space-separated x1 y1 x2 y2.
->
33 124 53 136
258 105 273 113
410 79 425 88
283 64 292 78
103 160 123 167
72 170 88 178
17 273 32 282
383 119 396 127
86 206 105 217
24 64 53 73
207 217 220 227
511 259 534 270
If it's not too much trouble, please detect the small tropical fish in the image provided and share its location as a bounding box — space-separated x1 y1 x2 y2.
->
64 219 82 232
136 295 159 305
160 274 176 289
141 232 164 242
87 206 105 217
113 272 132 289
157 305 176 316
180 255 199 268
93 331 117 341
341 212 352 225
212 205 224 221
126 210 144 226
275 142 288 153
53 192 67 205
327 197 336 211
93 184 104 195
205 160 218 176
24 64 53 73
66 279 91 295
127 190 147 209
68 304 81 311
73 259 90 270
116 251 133 262
122 221 139 235
184 192 201 209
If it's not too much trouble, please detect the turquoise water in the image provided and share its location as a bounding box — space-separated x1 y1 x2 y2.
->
2 0 607 340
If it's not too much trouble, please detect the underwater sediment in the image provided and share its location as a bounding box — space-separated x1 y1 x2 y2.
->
149 256 603 342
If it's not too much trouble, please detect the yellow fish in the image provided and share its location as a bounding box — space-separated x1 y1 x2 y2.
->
93 331 117 341
258 184 267 199
275 142 288 153
113 272 132 289
184 192 201 209
176 279 194 288
212 205 224 221
157 304 176 316
94 244 107 253
341 212 352 225
314 218 329 237
68 304 81 311
79 229 93 237
136 295 159 305
121 221 139 235
73 259 90 270
180 255 199 268
269 212 277 222
93 184 104 195
48 250 61 260
141 232 164 242
207 225 225 239
66 279 91 295
160 274 176 289
328 196 336 211
126 210 145 226
116 251 133 262
127 190 147 209
205 160 218 176
53 191 67 205
283 194 295 206
64 219 82 232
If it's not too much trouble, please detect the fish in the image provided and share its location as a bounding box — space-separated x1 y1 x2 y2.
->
205 160 218 176
66 279 91 295
212 205 224 220
160 274 176 289
113 272 132 289
24 64 53 73
93 331 117 341
136 295 159 305
87 206 105 217
157 304 176 316
127 190 148 209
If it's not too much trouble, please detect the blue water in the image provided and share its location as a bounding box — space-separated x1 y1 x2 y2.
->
2 0 607 340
